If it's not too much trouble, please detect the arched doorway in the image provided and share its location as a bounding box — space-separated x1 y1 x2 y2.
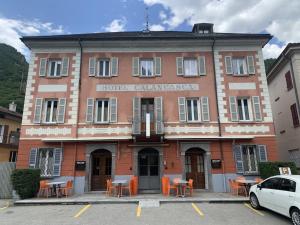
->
185 148 205 189
91 149 112 191
138 148 160 190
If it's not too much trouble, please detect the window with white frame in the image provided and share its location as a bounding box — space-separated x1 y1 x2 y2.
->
44 99 58 123
48 60 62 77
98 59 110 77
38 148 55 177
186 98 200 122
232 58 247 75
237 98 251 121
242 145 258 173
184 58 198 76
140 59 154 76
0 125 4 143
95 99 109 123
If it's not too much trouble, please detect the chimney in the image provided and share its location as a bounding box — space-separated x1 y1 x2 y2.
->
192 23 214 34
9 101 17 112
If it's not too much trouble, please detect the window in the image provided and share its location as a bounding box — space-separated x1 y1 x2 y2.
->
237 98 251 121
186 98 200 122
285 71 293 91
9 151 17 162
95 99 109 123
290 103 300 127
98 59 110 77
0 125 4 143
38 148 54 177
44 99 58 123
242 145 258 173
140 59 154 76
232 58 247 75
280 178 296 192
141 99 154 122
261 178 281 190
48 60 62 77
184 59 198 76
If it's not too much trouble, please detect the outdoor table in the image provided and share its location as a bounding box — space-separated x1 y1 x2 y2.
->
112 180 128 198
236 180 258 194
176 180 188 197
47 181 67 197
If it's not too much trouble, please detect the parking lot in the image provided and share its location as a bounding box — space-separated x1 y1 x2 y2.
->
0 201 292 225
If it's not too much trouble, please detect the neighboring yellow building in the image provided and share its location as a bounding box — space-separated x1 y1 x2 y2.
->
0 103 22 162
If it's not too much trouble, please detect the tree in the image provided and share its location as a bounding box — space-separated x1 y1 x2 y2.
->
264 58 276 74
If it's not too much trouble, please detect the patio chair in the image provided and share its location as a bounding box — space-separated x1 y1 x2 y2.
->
121 180 132 196
228 179 247 196
38 180 51 198
131 176 138 196
184 179 194 197
167 178 180 196
106 179 116 196
59 180 73 198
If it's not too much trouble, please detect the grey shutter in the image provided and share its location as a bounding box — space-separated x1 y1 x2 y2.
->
252 96 262 121
2 125 8 144
89 57 96 76
234 145 244 173
132 97 141 135
132 57 140 76
225 56 233 74
198 56 206 75
176 57 184 75
247 55 255 75
39 58 47 76
178 97 186 122
109 97 117 123
33 98 43 124
155 97 164 134
201 96 210 121
111 57 118 76
61 57 69 76
29 148 38 168
258 145 268 162
154 57 161 76
86 98 94 123
229 96 238 121
57 98 66 123
53 148 63 176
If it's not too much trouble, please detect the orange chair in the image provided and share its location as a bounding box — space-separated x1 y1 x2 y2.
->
59 180 73 198
255 178 264 184
131 176 138 196
121 180 132 196
184 179 194 196
162 176 169 196
228 179 247 196
38 180 51 198
106 179 116 196
167 178 180 196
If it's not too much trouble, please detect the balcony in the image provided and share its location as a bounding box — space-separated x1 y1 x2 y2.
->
0 131 20 148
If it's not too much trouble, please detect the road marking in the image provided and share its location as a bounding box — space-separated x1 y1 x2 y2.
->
74 204 91 218
0 202 9 210
244 203 264 216
136 206 141 217
192 203 204 217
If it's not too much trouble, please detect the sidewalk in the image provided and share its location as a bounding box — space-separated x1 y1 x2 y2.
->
14 191 248 206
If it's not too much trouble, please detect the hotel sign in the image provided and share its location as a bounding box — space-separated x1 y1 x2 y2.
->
96 84 199 92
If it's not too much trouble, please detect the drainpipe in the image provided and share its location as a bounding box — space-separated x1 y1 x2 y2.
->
211 38 227 192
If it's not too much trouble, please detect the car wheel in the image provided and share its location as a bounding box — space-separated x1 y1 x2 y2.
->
250 193 260 209
291 208 300 225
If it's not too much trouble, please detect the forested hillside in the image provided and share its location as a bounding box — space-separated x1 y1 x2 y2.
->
0 44 28 113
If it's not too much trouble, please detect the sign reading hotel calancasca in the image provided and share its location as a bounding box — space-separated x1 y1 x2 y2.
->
96 84 199 92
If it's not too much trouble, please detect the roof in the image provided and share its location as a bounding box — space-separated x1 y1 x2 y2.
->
267 43 300 82
0 106 22 121
21 30 272 48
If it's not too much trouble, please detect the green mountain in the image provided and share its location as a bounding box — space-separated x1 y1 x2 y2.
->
0 43 28 113
264 58 277 74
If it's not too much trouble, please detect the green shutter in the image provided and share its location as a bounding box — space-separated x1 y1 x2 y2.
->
33 98 43 124
132 57 140 76
132 97 141 134
61 57 69 76
225 56 233 74
201 96 210 121
86 98 94 123
39 58 47 76
176 57 184 75
154 57 161 76
198 56 206 75
252 96 262 121
178 97 186 122
247 55 255 75
53 148 63 176
57 98 66 123
89 57 96 76
109 98 117 123
29 148 38 168
111 57 118 76
229 96 238 121
155 97 164 134
233 145 244 174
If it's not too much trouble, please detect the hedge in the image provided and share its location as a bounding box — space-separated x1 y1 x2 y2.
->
11 169 40 199
259 162 298 179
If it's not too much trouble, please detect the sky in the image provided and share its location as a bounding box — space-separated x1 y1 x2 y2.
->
0 0 299 60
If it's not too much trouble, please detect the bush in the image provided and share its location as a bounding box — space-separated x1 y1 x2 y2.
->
259 162 298 179
11 169 40 199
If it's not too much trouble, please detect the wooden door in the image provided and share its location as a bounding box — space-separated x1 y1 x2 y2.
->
91 151 112 191
185 151 205 189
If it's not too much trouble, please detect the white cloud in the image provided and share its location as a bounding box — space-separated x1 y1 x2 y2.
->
144 0 300 58
0 17 65 59
263 43 286 59
149 24 165 31
103 18 127 32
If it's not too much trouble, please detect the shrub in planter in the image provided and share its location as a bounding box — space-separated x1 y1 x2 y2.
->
11 169 40 199
259 162 298 179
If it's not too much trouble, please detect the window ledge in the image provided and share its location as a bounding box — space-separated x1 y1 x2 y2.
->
232 74 251 77
94 76 112 78
46 76 63 79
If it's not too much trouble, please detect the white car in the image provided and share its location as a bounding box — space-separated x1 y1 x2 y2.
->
249 175 300 225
